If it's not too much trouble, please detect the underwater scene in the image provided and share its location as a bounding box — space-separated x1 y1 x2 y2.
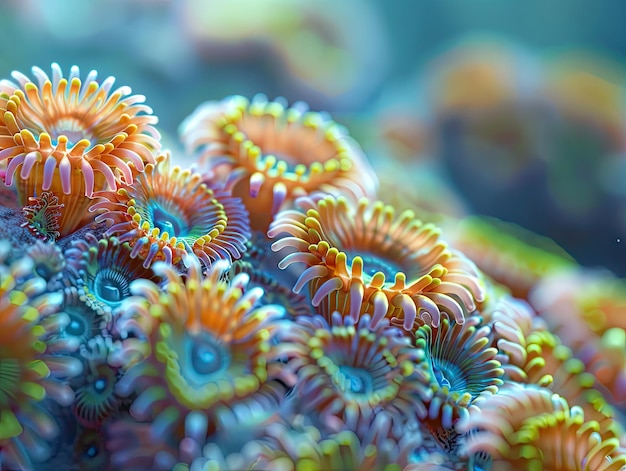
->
1 0 626 470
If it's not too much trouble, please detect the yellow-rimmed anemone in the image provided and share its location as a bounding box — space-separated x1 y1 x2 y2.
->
269 194 484 330
179 94 378 232
457 384 626 471
0 63 160 236
113 256 286 447
92 153 250 268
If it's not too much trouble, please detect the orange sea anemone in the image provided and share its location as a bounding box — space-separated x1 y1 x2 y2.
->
0 63 160 236
92 152 250 268
179 94 378 232
269 194 484 330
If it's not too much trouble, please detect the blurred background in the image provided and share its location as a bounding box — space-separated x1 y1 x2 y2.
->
2 0 626 275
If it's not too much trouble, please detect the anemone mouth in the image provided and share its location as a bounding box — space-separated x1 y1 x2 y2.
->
148 199 191 238
181 331 231 387
47 120 96 148
334 364 376 398
63 307 92 338
430 358 465 392
91 267 132 306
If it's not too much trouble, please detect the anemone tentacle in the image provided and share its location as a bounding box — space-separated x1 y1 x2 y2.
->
457 384 626 471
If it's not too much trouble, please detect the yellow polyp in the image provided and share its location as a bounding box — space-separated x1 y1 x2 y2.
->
294 163 307 176
309 161 324 175
0 410 23 440
303 113 320 128
276 160 288 176
223 123 238 135
232 131 246 144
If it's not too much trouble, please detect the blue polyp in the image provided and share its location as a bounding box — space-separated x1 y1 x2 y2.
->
181 331 230 387
150 202 189 237
66 317 85 336
92 268 130 305
94 378 107 393
338 365 374 396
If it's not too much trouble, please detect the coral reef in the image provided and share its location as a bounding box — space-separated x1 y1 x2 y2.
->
0 62 624 471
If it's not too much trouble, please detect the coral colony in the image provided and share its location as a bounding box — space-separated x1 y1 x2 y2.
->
0 63 626 471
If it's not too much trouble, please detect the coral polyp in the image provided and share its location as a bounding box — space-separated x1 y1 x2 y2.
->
114 256 286 447
92 153 251 268
180 94 378 231
20 191 64 242
280 311 430 438
0 63 160 236
269 194 485 329
415 315 504 451
66 234 161 317
458 384 626 470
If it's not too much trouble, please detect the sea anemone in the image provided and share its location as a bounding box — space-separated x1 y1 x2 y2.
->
65 233 161 317
114 256 287 447
179 94 378 232
20 191 64 242
414 315 504 452
72 335 125 428
39 287 104 353
494 310 620 437
0 63 161 236
72 426 110 471
458 384 626 471
269 194 484 329
24 239 66 287
0 242 82 470
92 152 251 268
279 311 430 438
